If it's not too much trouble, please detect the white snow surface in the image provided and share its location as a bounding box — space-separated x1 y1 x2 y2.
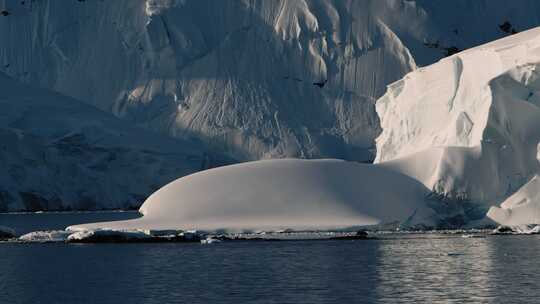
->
0 72 222 211
69 159 436 232
376 27 540 206
3 0 540 162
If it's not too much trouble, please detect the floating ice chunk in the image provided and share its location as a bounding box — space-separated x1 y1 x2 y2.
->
488 175 540 226
200 237 222 245
19 230 71 243
66 229 152 243
63 227 204 243
141 229 184 237
491 224 540 235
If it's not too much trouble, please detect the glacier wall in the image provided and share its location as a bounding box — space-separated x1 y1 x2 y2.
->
376 27 540 207
3 0 540 162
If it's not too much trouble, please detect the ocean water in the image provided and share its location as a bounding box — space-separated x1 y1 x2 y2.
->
1 213 540 304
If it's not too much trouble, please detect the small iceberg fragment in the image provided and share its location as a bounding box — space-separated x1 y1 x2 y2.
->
516 225 540 234
491 224 540 235
488 175 540 229
329 230 371 240
0 226 16 240
64 228 203 243
490 226 516 235
66 229 152 243
19 230 72 243
200 236 222 244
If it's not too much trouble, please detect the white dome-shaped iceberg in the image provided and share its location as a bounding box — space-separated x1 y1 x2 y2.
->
69 159 434 232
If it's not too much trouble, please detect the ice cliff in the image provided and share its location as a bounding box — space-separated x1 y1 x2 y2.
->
376 27 540 224
3 0 540 162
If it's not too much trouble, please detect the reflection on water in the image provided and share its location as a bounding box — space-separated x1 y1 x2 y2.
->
375 236 494 302
2 213 540 303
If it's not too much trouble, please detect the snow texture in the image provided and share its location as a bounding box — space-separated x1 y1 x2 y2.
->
376 27 540 208
3 0 540 163
0 72 224 211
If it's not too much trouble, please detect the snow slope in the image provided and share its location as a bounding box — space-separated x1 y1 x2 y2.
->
3 0 540 162
69 159 437 232
375 27 540 211
0 72 224 211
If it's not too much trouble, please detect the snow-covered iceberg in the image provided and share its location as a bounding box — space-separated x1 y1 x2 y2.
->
18 230 71 243
69 159 436 232
376 27 540 206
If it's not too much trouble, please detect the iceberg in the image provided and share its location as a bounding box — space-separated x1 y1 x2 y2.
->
18 230 71 243
66 229 153 243
16 228 203 243
376 27 540 207
69 159 436 233
488 175 540 227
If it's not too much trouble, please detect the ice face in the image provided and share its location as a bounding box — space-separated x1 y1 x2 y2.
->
3 1 540 163
375 27 540 205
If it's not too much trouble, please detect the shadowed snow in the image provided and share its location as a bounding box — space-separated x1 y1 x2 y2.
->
69 159 435 232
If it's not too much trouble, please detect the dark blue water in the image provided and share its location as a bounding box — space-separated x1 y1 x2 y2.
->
1 213 540 303
0 211 141 235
